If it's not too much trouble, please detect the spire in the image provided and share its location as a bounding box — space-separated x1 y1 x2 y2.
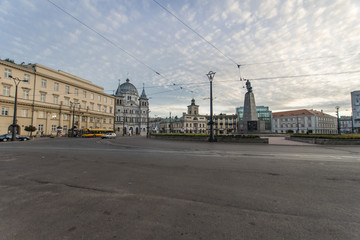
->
139 83 148 100
115 79 122 96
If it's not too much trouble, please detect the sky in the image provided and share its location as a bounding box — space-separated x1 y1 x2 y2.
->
0 0 359 118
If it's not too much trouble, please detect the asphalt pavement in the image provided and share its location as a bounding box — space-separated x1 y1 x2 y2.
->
0 136 359 240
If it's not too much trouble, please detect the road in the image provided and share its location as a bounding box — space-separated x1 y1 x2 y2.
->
0 137 359 240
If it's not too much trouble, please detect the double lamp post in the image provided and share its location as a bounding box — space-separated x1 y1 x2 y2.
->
9 75 29 141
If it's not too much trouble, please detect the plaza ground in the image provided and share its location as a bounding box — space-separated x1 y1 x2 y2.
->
0 136 359 239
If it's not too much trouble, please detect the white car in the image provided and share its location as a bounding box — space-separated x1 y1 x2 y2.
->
101 132 117 139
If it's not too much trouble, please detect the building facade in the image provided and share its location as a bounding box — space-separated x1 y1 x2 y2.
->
236 106 272 131
114 79 149 136
351 90 360 133
159 99 207 133
212 113 238 135
0 59 114 136
272 109 337 134
339 116 353 134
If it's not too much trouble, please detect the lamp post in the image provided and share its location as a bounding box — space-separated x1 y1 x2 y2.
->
70 102 79 137
9 75 29 141
335 106 340 135
206 71 216 142
146 110 150 138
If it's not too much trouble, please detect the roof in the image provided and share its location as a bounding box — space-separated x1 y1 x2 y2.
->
115 79 138 96
272 109 335 118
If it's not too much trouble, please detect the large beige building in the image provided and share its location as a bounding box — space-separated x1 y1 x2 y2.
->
0 59 114 136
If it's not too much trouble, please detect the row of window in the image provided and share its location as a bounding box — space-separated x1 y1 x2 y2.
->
1 107 112 124
1 68 113 104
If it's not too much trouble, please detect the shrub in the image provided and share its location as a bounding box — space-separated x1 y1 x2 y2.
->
291 134 360 139
24 125 37 133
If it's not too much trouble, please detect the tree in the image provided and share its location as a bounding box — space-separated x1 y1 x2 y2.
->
24 125 37 133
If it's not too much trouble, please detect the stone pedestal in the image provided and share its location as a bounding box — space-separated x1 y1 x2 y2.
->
238 88 265 133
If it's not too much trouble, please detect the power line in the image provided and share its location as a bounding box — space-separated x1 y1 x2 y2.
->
152 0 239 67
46 0 169 82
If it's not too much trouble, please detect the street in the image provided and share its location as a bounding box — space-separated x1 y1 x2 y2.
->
0 137 360 240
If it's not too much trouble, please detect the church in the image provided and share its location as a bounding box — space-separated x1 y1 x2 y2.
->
114 79 149 136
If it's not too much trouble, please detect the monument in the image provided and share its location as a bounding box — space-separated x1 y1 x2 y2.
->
238 80 265 133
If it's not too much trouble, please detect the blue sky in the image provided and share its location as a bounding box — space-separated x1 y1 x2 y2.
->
1 0 359 118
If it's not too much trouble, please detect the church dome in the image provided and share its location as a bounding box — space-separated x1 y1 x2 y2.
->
115 78 138 96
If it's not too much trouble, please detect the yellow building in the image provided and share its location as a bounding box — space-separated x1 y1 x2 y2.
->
0 59 114 136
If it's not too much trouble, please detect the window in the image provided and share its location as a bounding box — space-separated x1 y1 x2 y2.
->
52 125 57 132
51 113 58 119
127 96 131 100
103 119 106 123
63 114 69 120
75 88 78 96
41 79 47 88
38 124 44 132
109 119 112 124
110 99 113 104
90 103 94 110
83 91 87 98
1 107 9 116
82 116 86 122
110 107 113 114
65 86 70 94
38 111 45 118
82 101 86 109
3 86 10 96
104 97 107 103
40 93 46 102
90 93 94 100
103 106 107 113
24 74 30 83
63 125 67 132
53 95 58 104
23 90 29 100
90 117 93 123
22 109 28 117
64 98 69 106
98 95 101 101
54 83 59 91
97 104 101 111
4 68 12 78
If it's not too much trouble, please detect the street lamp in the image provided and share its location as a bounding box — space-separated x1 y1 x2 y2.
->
336 106 340 135
206 71 216 142
9 75 29 141
70 101 79 137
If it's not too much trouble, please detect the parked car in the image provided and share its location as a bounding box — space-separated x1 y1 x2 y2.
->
101 132 116 139
0 134 30 142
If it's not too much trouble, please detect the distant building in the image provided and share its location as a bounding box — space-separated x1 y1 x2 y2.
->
351 90 360 133
159 99 207 133
212 113 238 135
272 109 337 134
114 79 149 136
236 106 272 131
0 59 114 136
339 116 353 134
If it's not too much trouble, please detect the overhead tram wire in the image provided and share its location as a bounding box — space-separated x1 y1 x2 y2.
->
47 0 172 84
152 0 239 67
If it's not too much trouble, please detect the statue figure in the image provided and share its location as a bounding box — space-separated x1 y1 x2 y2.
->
246 80 252 93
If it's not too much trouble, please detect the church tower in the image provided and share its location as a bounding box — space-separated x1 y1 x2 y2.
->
139 84 149 135
187 98 199 115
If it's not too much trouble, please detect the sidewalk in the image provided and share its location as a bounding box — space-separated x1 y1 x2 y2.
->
267 136 315 146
